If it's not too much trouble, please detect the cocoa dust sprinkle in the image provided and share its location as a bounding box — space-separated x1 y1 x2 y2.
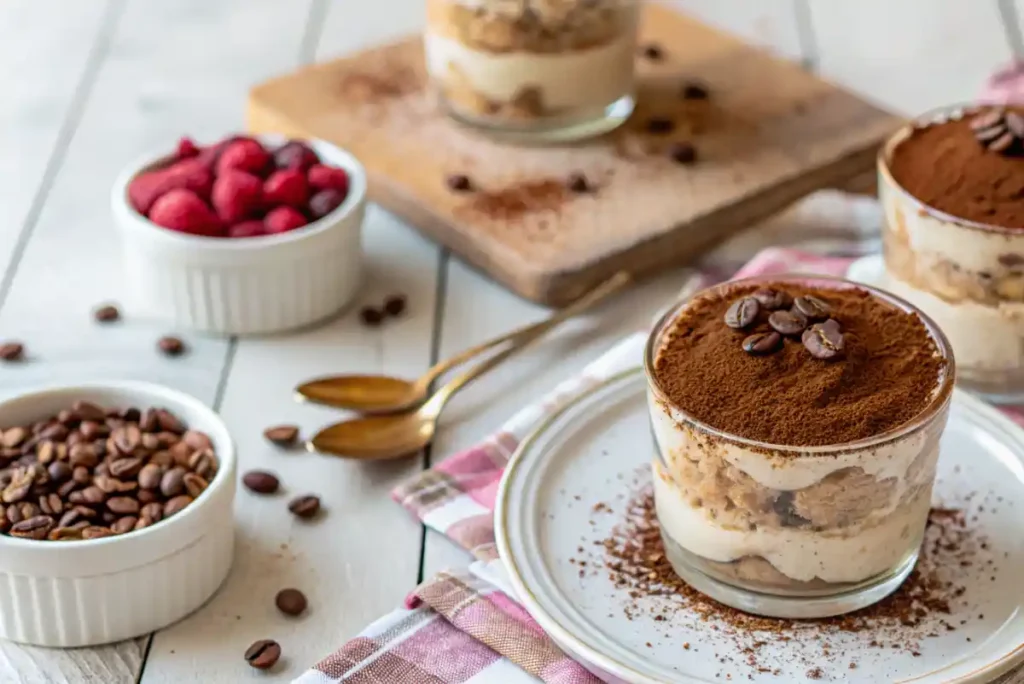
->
465 179 568 221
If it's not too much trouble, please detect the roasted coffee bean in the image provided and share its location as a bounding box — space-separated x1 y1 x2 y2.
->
57 480 77 497
110 457 143 479
741 331 782 356
245 639 281 670
668 142 697 165
802 322 845 360
39 493 62 516
183 473 208 498
112 425 142 455
93 304 120 323
264 425 300 447
73 401 107 422
164 495 192 517
383 295 406 317
112 516 137 534
445 174 472 192
72 466 91 484
70 486 106 505
140 433 159 451
751 288 792 311
40 423 68 442
139 409 158 432
793 295 830 321
82 526 114 540
681 82 709 100
288 495 321 519
168 441 192 466
138 463 164 490
137 489 158 504
243 470 280 494
11 515 54 540
6 504 21 525
723 297 760 329
68 443 98 468
188 449 215 478
157 336 186 357
2 427 27 449
58 409 80 427
2 475 32 503
58 509 81 527
768 310 808 336
359 307 384 326
645 117 675 135
160 467 186 497
182 430 212 451
106 497 140 515
567 173 592 193
19 501 40 519
155 409 186 434
275 588 308 616
0 342 24 361
149 450 173 468
49 526 84 541
140 502 164 523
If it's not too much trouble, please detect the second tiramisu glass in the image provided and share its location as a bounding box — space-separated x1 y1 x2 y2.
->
644 275 955 619
423 0 638 142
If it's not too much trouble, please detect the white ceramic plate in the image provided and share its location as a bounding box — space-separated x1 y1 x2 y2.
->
496 369 1024 684
846 253 888 290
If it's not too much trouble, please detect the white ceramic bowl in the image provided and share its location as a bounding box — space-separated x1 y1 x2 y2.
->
0 381 236 647
112 134 367 336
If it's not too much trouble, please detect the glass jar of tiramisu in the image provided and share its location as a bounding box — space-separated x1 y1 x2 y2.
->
880 104 1024 403
644 275 954 618
423 0 638 142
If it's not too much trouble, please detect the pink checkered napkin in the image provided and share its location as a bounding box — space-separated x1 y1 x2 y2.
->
293 246 870 684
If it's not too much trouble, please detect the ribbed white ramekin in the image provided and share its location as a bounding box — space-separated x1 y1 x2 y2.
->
112 134 366 336
0 382 236 647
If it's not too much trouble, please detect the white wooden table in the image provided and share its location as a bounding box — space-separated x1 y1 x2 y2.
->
0 1 1020 681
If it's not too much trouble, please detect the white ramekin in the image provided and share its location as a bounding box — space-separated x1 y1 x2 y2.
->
0 382 236 647
112 134 367 336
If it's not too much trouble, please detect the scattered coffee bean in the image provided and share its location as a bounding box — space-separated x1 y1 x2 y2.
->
275 588 308 616
383 295 406 317
793 295 830 321
768 310 808 336
446 174 473 192
646 117 675 135
723 297 759 329
639 43 663 60
245 639 281 670
157 336 186 357
567 173 591 193
802 322 845 360
242 470 279 494
751 288 792 311
668 142 697 165
288 494 321 519
264 425 300 448
741 331 782 355
360 307 384 327
93 304 120 323
0 342 24 362
681 82 710 100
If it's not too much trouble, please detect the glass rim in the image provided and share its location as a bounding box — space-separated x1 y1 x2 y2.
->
643 273 956 454
877 102 1024 236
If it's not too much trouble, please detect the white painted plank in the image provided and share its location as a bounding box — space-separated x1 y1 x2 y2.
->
140 0 442 680
667 0 805 61
807 0 1013 115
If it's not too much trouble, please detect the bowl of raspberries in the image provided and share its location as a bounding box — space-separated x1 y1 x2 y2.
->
113 134 366 335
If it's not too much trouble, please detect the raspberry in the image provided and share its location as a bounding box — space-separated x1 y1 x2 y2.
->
175 137 200 160
308 189 346 219
148 189 223 236
273 141 320 171
307 165 349 195
263 169 309 208
128 159 214 215
228 221 265 238
216 138 271 177
211 170 263 224
264 206 308 234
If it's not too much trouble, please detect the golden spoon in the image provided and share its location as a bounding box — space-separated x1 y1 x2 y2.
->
296 271 631 414
307 272 630 460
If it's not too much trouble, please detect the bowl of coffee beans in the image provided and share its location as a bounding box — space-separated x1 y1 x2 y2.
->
0 381 236 647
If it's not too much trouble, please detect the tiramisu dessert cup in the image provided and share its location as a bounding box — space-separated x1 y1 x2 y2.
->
880 104 1024 403
424 0 638 141
645 275 954 618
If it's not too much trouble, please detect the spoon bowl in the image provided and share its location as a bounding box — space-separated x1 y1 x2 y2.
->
309 412 436 460
296 375 424 414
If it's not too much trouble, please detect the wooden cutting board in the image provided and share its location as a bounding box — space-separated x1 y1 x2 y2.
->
248 4 899 306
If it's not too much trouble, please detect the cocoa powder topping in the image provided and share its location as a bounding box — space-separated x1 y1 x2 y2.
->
652 282 947 446
888 107 1024 229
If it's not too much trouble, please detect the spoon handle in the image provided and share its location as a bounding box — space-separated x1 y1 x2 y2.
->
419 272 630 418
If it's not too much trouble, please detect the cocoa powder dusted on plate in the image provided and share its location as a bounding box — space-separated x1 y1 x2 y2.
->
465 179 569 221
652 283 948 446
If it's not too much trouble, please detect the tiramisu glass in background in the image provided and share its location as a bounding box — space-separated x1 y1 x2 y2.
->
644 275 955 618
423 0 638 142
879 104 1024 403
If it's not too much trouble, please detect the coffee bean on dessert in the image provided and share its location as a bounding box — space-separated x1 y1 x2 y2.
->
360 306 384 327
802 322 845 360
264 425 299 447
275 588 308 616
242 470 279 494
668 142 697 165
567 173 591 193
245 639 281 670
741 331 782 355
681 82 709 100
640 43 663 60
0 342 24 361
724 297 760 329
793 295 830 320
93 304 120 323
383 295 407 317
446 174 473 192
646 118 675 135
751 288 792 310
288 494 321 519
768 310 808 336
157 336 186 356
